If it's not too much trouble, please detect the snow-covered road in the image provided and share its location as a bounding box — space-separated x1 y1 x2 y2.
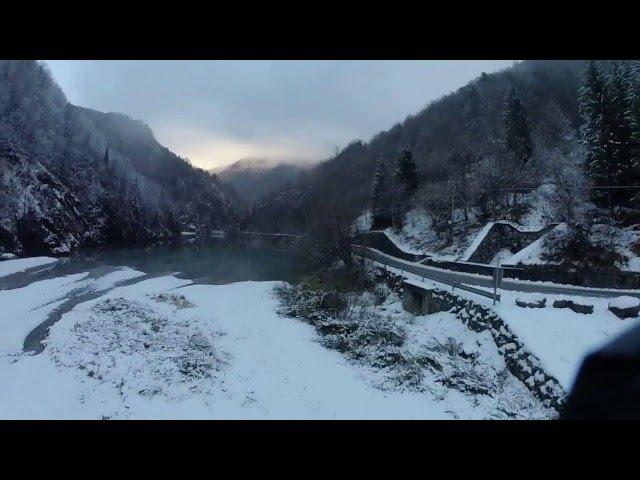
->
358 246 640 298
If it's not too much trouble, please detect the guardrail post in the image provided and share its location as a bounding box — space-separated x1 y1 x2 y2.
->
493 266 503 305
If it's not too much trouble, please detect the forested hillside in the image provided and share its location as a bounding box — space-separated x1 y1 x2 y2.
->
247 60 585 232
247 60 640 272
0 60 237 255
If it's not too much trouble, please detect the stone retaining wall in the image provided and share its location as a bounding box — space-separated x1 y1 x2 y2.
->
431 289 566 411
374 268 566 411
468 222 557 264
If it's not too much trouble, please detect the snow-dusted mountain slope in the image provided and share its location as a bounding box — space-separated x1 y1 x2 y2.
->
0 142 84 254
0 60 238 255
214 158 310 207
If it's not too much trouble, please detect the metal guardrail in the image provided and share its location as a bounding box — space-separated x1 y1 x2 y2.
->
452 282 501 303
354 245 502 303
354 244 640 299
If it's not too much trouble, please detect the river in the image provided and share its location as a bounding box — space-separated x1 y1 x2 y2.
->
0 241 307 353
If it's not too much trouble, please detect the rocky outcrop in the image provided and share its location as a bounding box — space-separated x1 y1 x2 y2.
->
0 142 84 255
0 61 239 256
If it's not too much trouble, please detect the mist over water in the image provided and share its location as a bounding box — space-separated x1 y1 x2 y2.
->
81 242 308 285
1 242 307 291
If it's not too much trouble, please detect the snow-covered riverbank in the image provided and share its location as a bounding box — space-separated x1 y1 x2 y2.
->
0 256 58 277
0 271 470 419
0 255 553 419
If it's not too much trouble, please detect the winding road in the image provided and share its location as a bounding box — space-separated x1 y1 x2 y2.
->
356 246 640 299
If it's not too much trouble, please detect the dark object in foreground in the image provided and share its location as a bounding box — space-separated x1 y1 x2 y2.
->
561 323 640 419
552 299 594 315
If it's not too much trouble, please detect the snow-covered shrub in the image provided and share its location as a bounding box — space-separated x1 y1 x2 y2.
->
539 150 590 225
151 293 195 309
275 279 555 418
542 223 628 272
48 297 229 401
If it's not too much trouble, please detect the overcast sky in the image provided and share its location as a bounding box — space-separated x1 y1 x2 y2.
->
45 60 516 170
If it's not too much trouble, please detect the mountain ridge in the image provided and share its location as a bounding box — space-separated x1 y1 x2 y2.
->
215 158 311 207
0 60 237 255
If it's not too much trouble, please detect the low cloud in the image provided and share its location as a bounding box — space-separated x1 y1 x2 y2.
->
46 60 515 169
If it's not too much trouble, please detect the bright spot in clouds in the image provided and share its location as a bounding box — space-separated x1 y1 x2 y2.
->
45 60 516 170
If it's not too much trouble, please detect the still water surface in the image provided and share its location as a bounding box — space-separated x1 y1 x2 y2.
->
0 242 308 353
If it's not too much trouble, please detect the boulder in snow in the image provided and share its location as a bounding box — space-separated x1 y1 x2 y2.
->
608 296 640 319
515 297 546 309
552 299 594 315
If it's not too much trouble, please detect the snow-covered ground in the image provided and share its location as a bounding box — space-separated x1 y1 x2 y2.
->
376 261 639 392
0 267 145 355
0 259 551 419
376 209 544 263
494 290 640 390
0 256 58 278
3 247 635 418
460 222 494 261
382 209 478 260
1 272 528 419
370 204 640 274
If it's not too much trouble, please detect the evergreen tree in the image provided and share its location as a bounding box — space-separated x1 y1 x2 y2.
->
394 148 419 194
123 179 143 242
98 189 122 244
607 62 634 206
58 102 74 178
370 159 391 229
626 61 640 190
503 86 533 166
391 149 419 230
579 60 624 212
165 210 182 238
579 61 610 209
463 85 482 137
96 165 128 244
